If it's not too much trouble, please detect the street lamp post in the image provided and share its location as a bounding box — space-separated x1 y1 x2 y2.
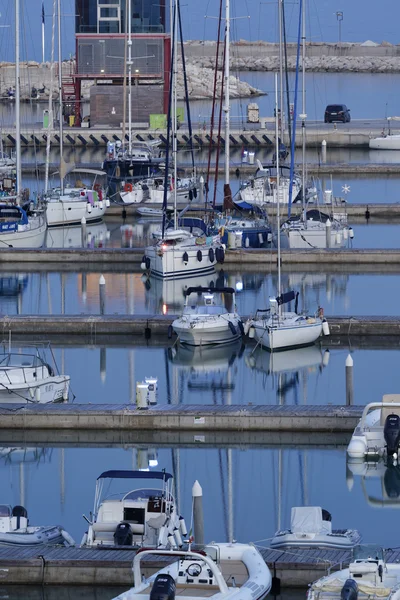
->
336 11 343 48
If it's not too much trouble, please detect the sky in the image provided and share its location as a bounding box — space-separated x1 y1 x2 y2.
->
0 0 399 63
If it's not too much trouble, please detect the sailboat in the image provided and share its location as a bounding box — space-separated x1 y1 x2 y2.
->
279 0 351 249
245 76 329 351
0 0 47 249
42 0 107 227
141 0 222 279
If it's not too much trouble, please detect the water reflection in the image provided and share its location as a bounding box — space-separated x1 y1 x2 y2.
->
0 274 28 314
45 221 109 249
347 458 400 508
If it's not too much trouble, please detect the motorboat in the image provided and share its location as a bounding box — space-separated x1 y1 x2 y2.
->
246 292 329 351
43 169 109 227
112 543 272 600
141 228 224 279
281 209 353 250
82 470 187 548
347 395 400 461
136 206 164 218
270 506 361 550
307 545 400 600
0 347 70 403
0 504 74 547
172 287 243 346
0 204 46 249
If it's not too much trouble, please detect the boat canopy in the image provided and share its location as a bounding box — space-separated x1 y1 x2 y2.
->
97 470 173 481
291 507 331 535
185 286 235 297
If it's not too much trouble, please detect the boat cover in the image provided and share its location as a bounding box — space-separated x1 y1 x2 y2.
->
97 470 173 481
291 507 331 534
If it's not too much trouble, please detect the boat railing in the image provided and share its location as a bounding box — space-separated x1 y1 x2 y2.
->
132 548 229 593
358 402 400 430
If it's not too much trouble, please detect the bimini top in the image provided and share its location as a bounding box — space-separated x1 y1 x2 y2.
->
97 470 173 481
185 286 235 297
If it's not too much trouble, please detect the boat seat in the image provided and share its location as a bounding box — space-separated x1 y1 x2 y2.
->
92 522 117 533
380 394 400 424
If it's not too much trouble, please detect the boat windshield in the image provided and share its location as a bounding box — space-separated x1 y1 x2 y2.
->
123 488 172 502
0 353 43 368
353 545 384 562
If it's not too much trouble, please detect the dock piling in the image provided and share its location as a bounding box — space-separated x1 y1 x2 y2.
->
81 216 87 248
192 480 204 545
346 354 354 405
99 275 106 315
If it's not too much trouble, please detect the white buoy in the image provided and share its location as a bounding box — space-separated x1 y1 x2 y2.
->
105 198 110 208
140 261 146 270
136 382 149 409
346 464 354 492
267 232 272 243
321 139 327 163
87 202 92 214
336 230 342 245
192 480 204 545
248 326 255 339
346 354 354 406
325 219 332 248
322 319 330 336
258 232 263 244
343 227 348 240
167 533 177 549
245 236 250 248
179 516 188 537
322 349 330 367
99 275 106 315
99 200 104 210
62 385 68 401
349 227 354 239
248 151 255 165
199 175 204 205
324 189 332 204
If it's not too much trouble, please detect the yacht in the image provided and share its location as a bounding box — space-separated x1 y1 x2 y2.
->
82 470 187 548
270 506 361 550
237 162 302 208
112 543 272 600
281 209 352 250
0 504 74 547
0 348 70 403
172 287 243 346
308 545 400 600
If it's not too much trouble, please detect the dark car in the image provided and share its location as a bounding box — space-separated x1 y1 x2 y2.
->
324 104 351 123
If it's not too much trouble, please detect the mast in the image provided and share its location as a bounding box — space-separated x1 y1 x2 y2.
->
300 0 306 225
172 0 178 228
127 0 132 156
223 0 230 186
57 0 63 194
275 72 281 310
278 0 284 141
15 0 21 200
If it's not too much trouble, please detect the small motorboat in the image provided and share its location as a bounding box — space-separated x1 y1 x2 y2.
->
270 506 361 550
136 206 164 218
0 504 74 547
0 347 70 403
82 470 187 548
347 395 400 461
112 543 272 600
307 544 400 600
172 287 244 346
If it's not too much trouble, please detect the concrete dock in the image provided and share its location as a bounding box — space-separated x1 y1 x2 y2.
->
0 544 376 587
0 403 361 432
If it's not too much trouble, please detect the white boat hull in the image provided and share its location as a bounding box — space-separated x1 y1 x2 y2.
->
270 530 361 549
173 316 242 346
0 526 65 547
0 217 47 249
253 319 323 350
283 227 348 249
144 245 219 279
0 376 70 403
369 135 400 150
46 200 106 227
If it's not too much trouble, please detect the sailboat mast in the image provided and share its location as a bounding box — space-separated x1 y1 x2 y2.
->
278 0 284 141
15 0 21 200
300 0 306 224
172 0 178 228
127 0 132 156
223 0 230 186
275 73 281 305
57 0 63 194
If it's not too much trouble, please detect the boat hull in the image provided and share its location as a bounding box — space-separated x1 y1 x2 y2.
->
253 320 323 350
173 318 242 346
270 530 361 550
0 376 70 403
0 526 65 547
144 245 219 279
46 201 106 227
282 227 348 249
0 217 47 249
369 135 400 150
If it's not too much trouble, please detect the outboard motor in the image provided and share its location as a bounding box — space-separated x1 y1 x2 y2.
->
341 579 358 600
12 505 28 529
384 414 400 456
150 574 176 600
113 522 133 546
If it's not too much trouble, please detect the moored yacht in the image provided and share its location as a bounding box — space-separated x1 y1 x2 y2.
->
281 209 353 250
82 470 187 548
112 543 272 600
172 287 243 346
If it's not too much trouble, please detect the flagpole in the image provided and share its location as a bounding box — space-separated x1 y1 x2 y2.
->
42 2 45 63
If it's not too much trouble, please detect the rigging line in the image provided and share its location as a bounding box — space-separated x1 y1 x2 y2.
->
205 0 224 205
212 36 226 210
177 0 195 172
161 0 176 239
287 0 302 218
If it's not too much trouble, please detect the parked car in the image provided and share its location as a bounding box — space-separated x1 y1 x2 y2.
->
324 104 351 123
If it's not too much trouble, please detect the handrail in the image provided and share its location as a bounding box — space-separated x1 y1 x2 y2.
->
132 548 229 594
359 402 400 429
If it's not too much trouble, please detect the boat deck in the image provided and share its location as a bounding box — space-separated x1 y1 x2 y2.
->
2 545 400 587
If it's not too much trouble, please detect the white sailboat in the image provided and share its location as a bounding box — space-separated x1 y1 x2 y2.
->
245 77 328 351
112 543 272 600
280 1 351 249
141 0 221 279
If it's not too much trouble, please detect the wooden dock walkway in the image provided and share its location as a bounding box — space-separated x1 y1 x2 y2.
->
0 403 361 433
1 544 400 587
